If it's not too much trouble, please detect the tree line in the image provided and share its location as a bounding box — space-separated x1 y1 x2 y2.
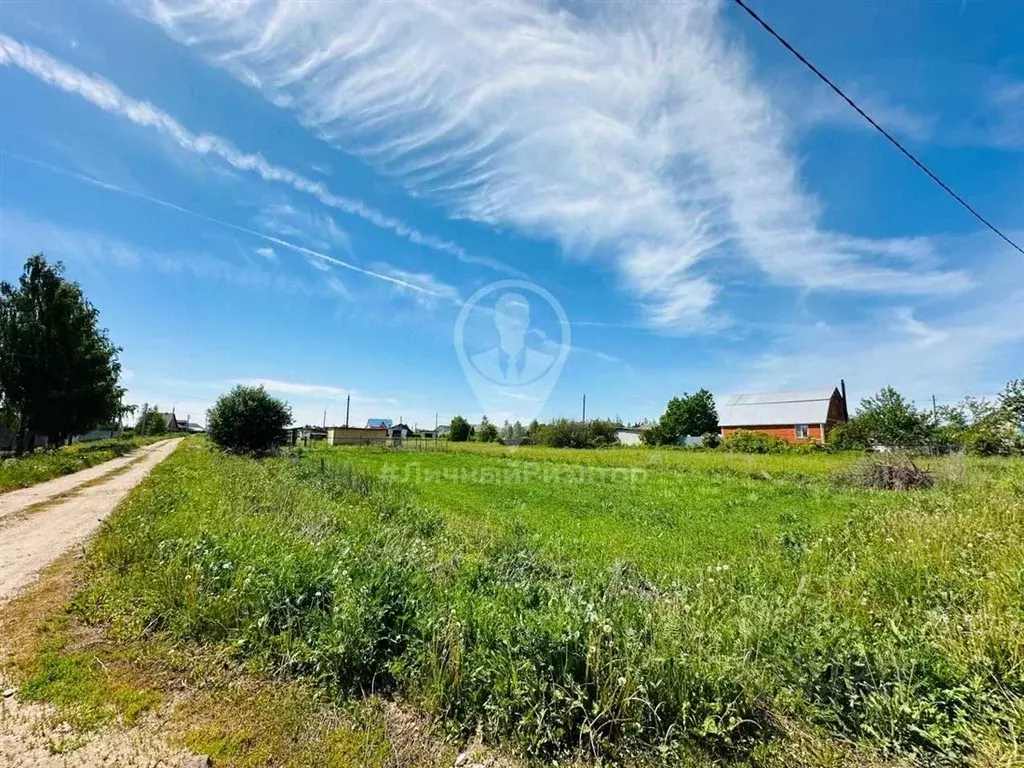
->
0 255 128 452
445 380 1024 455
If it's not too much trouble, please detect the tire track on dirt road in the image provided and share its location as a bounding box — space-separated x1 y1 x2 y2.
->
0 438 182 603
0 439 177 521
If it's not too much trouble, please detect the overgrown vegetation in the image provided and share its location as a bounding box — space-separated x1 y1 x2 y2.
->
527 417 619 448
720 429 797 454
206 385 292 455
0 436 162 492
829 381 1024 455
0 552 460 768
74 440 1024 764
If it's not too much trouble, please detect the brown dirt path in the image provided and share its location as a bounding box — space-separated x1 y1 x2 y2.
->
0 439 182 603
0 439 177 522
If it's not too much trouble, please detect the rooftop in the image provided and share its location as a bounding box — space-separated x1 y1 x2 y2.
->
718 388 840 427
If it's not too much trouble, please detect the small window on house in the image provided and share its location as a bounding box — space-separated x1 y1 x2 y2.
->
795 424 809 439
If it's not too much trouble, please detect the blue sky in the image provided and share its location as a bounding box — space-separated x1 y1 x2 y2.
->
1 0 1022 428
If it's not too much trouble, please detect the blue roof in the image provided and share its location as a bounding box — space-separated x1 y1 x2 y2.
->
366 418 393 428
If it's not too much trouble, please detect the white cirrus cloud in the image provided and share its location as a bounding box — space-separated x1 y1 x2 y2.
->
256 202 352 254
129 0 971 328
0 33 510 274
370 263 460 308
237 378 396 404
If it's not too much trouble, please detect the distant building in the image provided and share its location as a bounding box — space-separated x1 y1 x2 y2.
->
326 426 388 446
366 418 393 429
156 413 204 433
615 427 644 446
718 383 848 445
158 412 181 432
387 423 414 439
284 427 326 445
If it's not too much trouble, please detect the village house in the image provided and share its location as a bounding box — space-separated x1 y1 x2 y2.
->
718 383 849 445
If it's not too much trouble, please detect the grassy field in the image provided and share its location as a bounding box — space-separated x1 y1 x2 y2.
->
0 435 165 493
317 445 901 581
22 439 1024 765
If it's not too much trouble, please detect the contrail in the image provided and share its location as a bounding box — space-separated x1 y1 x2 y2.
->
5 152 451 298
0 33 517 276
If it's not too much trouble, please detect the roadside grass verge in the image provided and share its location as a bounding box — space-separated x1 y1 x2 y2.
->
66 440 1024 764
0 436 165 493
0 552 461 767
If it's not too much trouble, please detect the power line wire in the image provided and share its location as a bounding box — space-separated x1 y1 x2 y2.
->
730 0 1024 258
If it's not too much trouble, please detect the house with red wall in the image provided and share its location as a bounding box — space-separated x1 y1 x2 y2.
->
719 383 849 445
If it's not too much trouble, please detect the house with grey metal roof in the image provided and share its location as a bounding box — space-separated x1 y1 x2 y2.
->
718 383 849 444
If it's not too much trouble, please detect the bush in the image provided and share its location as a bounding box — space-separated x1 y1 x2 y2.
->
448 415 471 442
531 418 619 448
206 385 292 455
825 420 870 452
720 430 790 454
700 432 722 449
841 455 934 491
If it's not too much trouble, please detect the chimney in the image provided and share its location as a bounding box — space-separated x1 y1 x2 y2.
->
840 379 849 422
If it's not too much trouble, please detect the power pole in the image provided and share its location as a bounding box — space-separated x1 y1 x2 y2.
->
323 409 327 428
435 412 438 429
345 395 350 428
582 394 586 422
932 394 937 419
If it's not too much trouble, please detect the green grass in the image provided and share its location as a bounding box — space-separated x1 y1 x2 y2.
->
0 436 164 492
317 446 900 581
12 610 163 732
74 440 1024 765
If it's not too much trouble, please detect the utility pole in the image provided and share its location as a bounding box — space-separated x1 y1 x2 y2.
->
435 412 438 429
582 394 586 422
345 395 350 428
323 409 327 428
932 394 938 419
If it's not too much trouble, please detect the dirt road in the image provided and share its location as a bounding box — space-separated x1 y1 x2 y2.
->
0 439 182 603
0 439 177 521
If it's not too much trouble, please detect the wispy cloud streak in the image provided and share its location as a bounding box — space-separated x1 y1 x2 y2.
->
130 0 970 328
0 33 509 274
8 153 454 298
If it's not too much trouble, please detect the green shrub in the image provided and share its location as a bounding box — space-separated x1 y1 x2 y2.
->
448 415 471 443
700 431 722 449
826 421 870 451
720 430 791 454
206 385 292 455
531 418 619 448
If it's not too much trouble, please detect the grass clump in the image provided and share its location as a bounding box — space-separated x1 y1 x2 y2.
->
76 441 1024 764
0 436 162 492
